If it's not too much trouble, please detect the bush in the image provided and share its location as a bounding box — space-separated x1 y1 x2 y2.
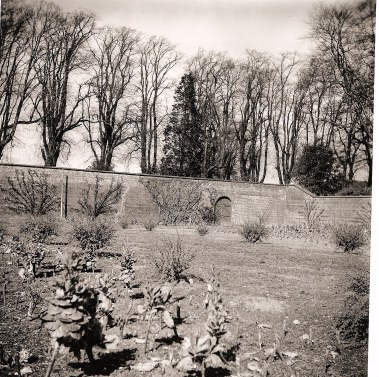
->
77 175 122 219
71 217 115 253
197 223 209 236
337 270 369 345
300 199 324 231
3 169 59 216
140 178 203 225
240 218 269 243
200 205 216 225
144 218 158 231
149 236 195 282
335 181 372 196
333 223 366 252
19 216 58 243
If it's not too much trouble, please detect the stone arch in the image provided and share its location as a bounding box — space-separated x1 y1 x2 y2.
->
215 196 232 224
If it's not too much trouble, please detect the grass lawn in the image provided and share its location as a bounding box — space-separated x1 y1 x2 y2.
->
0 223 369 377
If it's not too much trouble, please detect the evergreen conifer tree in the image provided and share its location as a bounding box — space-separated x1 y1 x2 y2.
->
161 73 204 177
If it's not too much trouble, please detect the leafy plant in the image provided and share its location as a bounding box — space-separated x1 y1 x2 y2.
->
197 223 209 236
3 169 59 216
177 274 227 377
77 175 122 219
149 236 195 282
42 251 119 376
144 218 158 231
300 199 324 231
19 216 58 244
332 223 366 252
7 239 46 279
119 245 136 293
240 216 269 243
139 284 179 354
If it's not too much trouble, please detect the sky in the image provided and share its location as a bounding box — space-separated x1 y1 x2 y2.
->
50 0 319 58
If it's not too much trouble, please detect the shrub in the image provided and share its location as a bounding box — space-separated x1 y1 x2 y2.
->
200 205 216 225
144 218 157 231
300 199 324 231
335 181 372 196
333 223 366 252
149 236 195 282
3 169 59 216
337 269 369 345
197 223 209 236
19 216 58 244
77 176 122 219
71 217 115 253
140 178 203 225
240 218 269 243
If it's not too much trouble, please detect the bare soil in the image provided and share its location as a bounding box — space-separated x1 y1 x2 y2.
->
0 224 369 377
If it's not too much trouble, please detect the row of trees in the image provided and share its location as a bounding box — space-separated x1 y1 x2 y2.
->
162 0 375 188
0 0 375 190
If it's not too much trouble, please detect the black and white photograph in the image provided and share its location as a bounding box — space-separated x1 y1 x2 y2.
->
0 0 377 376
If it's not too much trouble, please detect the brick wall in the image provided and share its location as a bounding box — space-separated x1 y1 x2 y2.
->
0 164 371 226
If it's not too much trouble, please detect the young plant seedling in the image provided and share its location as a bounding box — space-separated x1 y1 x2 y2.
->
177 273 228 377
140 284 180 354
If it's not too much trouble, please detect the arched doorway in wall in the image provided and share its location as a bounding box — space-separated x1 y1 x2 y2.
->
215 196 232 224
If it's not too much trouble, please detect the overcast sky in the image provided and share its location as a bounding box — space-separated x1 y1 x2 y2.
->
49 0 325 58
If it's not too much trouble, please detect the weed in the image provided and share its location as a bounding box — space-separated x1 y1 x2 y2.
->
149 236 195 282
332 223 366 252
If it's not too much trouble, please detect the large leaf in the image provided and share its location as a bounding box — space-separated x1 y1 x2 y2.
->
176 356 195 372
205 354 223 368
163 310 175 329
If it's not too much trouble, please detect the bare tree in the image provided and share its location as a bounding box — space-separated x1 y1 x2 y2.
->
188 50 239 179
268 53 308 185
84 27 140 171
309 0 375 185
234 50 271 182
32 4 95 166
136 36 181 173
0 0 46 158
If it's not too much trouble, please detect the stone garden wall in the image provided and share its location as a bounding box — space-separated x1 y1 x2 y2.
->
0 163 371 226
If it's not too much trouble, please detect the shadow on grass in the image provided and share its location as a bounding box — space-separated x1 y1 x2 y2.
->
69 348 136 376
